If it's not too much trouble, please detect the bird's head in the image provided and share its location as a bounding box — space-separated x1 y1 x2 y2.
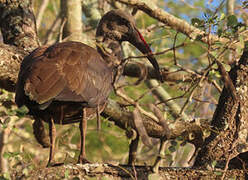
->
96 9 163 82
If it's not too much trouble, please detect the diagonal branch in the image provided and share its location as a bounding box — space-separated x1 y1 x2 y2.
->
115 0 246 49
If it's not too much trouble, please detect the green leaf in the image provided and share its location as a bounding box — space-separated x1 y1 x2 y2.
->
0 175 8 180
168 145 176 153
211 160 217 168
3 152 10 159
64 169 69 178
2 173 10 180
15 106 29 117
214 171 223 176
191 18 204 27
219 13 225 21
176 136 184 141
171 140 177 146
23 168 29 176
217 28 223 37
3 152 19 159
227 15 238 27
72 177 80 180
222 63 231 71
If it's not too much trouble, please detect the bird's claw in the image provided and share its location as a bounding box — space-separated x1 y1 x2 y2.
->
77 155 91 164
46 162 64 167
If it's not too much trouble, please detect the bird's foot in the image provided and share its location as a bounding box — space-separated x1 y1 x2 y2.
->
46 162 64 167
77 155 91 164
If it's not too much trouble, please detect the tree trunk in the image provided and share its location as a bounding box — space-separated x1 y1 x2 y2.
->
196 46 248 168
60 0 84 42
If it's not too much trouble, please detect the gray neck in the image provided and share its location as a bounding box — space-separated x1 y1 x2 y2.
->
96 37 123 68
96 37 124 83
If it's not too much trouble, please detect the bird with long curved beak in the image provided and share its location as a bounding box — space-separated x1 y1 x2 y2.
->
15 9 163 166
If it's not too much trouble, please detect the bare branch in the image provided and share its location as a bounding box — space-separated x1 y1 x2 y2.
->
115 0 246 49
61 0 84 41
36 0 50 30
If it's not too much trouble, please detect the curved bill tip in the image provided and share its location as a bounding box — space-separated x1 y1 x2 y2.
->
129 28 163 82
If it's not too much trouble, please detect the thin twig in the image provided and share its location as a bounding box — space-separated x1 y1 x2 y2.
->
44 14 62 44
59 18 67 42
36 0 50 30
122 43 185 62
115 88 159 122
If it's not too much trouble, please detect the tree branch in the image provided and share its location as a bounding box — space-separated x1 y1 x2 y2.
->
103 99 205 148
115 0 246 48
195 44 248 167
61 0 84 42
0 0 39 52
36 0 50 30
0 43 26 91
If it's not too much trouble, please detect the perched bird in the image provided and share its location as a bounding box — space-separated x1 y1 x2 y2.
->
15 9 162 166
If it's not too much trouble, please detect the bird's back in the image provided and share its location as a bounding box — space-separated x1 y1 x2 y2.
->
15 41 113 120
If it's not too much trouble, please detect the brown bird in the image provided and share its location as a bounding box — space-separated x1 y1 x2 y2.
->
15 9 162 166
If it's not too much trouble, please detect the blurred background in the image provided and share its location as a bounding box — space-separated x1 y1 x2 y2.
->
0 0 247 177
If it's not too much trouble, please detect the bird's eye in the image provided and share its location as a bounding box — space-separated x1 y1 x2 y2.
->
107 22 113 30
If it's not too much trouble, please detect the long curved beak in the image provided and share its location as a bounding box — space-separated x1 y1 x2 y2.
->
129 28 163 82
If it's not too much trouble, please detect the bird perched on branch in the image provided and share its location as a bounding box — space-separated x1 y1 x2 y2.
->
15 9 163 166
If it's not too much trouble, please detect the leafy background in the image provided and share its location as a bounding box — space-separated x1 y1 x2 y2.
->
0 0 247 178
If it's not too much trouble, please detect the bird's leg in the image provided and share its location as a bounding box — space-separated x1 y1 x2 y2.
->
128 135 139 165
47 118 56 167
78 108 89 164
96 104 101 131
59 105 64 125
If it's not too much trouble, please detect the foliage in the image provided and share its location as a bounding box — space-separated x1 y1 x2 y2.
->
0 0 247 177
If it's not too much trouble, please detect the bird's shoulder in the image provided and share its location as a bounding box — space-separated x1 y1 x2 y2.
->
18 41 112 105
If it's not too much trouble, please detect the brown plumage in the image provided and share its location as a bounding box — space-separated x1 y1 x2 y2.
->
15 9 162 166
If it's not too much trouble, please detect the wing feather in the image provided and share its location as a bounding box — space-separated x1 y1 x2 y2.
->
18 41 113 108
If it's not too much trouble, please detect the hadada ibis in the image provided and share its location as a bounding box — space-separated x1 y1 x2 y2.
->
15 9 162 166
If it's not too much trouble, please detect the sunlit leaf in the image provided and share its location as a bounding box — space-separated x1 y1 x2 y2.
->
227 15 238 27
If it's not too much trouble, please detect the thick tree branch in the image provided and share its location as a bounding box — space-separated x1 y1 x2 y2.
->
0 43 26 91
116 0 246 48
0 0 39 52
103 99 205 148
145 79 189 121
0 0 40 91
2 0 247 174
123 62 191 82
227 0 235 15
0 0 206 153
61 0 84 42
196 44 248 167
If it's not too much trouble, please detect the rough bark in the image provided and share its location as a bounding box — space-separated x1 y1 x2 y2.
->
0 0 248 178
195 46 248 168
0 0 40 91
0 44 26 91
0 0 39 52
103 99 204 148
0 0 201 149
123 63 191 83
11 163 246 179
